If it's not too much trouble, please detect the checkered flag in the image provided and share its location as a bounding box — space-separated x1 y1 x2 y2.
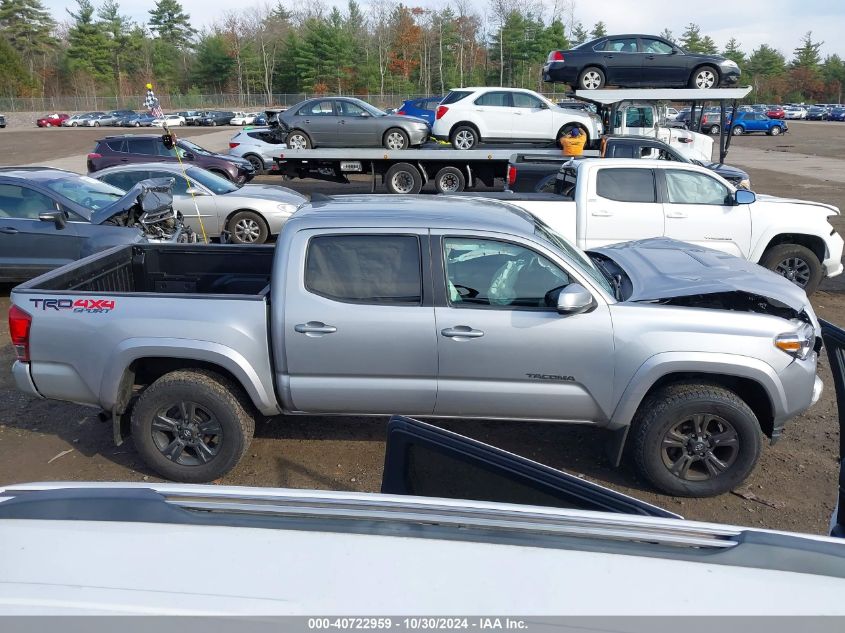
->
143 87 164 118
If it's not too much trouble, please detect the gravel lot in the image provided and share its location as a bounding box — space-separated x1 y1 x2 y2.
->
1 121 844 534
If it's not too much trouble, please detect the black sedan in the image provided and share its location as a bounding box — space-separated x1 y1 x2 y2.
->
200 111 236 126
807 106 829 121
543 34 741 90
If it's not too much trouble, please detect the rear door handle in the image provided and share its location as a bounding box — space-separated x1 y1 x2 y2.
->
304 119 311 124
441 326 484 339
0 227 18 234
295 321 337 335
666 211 688 218
590 210 613 217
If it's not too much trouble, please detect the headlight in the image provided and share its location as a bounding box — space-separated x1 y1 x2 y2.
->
775 322 815 360
277 204 294 213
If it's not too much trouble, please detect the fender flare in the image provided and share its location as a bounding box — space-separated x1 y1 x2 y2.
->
98 337 282 417
749 228 830 265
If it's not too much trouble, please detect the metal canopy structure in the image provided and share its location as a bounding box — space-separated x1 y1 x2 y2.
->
572 87 754 164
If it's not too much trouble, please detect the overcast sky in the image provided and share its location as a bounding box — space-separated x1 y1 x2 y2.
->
44 0 845 60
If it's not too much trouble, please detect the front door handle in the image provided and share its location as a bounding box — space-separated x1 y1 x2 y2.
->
304 119 311 124
441 326 484 339
666 211 688 218
590 210 613 217
295 321 337 336
0 227 18 234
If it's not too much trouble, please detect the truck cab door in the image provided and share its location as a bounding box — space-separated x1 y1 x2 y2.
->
583 167 665 249
431 232 615 422
659 168 752 258
280 229 437 414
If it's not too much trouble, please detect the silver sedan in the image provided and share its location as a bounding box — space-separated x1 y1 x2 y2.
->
91 162 306 243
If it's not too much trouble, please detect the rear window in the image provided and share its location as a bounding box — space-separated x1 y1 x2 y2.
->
596 168 656 203
305 235 422 305
441 91 472 105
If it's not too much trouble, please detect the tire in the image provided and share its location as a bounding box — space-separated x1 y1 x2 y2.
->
384 162 423 194
760 243 823 294
689 65 719 89
211 121 217 127
244 154 265 174
450 125 478 150
578 66 605 90
383 128 409 150
731 125 744 136
434 166 466 194
227 210 269 244
632 383 762 497
72 122 78 127
709 125 721 135
768 125 783 136
94 121 100 127
130 369 255 483
45 123 52 128
287 130 311 150
134 121 140 127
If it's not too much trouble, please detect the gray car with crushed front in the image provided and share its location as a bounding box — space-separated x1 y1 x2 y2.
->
9 195 821 496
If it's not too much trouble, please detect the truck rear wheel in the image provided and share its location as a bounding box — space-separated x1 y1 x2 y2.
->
631 383 761 497
434 166 466 193
384 162 423 194
760 244 823 294
130 369 255 482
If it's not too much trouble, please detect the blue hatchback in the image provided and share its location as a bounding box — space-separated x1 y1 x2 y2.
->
830 107 845 122
397 96 443 127
726 111 788 136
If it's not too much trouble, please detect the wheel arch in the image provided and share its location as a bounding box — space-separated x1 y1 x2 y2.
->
756 233 826 266
287 128 313 147
449 120 481 139
241 152 266 170
606 354 782 466
690 62 721 82
225 207 270 232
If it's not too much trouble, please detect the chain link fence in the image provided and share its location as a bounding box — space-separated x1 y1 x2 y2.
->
0 91 571 113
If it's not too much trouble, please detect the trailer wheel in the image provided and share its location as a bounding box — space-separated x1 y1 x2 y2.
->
434 166 466 194
384 163 422 194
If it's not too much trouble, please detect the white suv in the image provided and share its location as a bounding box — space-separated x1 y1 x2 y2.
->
432 87 603 150
228 127 287 173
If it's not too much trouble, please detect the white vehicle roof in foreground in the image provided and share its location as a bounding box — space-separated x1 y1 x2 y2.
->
575 87 753 104
0 482 844 615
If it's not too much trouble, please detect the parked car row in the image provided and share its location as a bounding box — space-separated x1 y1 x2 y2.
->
33 109 269 128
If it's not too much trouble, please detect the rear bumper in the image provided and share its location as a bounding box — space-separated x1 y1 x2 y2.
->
542 62 578 84
12 362 42 400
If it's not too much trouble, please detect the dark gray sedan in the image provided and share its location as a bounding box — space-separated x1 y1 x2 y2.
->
277 97 430 150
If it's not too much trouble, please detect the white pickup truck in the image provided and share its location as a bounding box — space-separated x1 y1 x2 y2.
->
490 158 843 294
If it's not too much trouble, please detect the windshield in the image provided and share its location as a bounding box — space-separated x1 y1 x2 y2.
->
184 168 239 195
47 175 125 210
533 221 615 297
178 139 214 156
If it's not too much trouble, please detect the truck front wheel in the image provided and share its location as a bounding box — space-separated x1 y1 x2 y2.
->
130 369 255 482
631 383 761 497
384 163 423 194
760 244 823 294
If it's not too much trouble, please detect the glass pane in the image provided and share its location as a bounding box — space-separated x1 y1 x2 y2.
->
665 171 730 205
127 138 157 155
338 101 366 117
443 238 569 308
46 176 125 210
596 169 656 203
441 90 472 105
301 101 334 116
606 38 638 53
474 92 510 107
512 92 542 109
0 185 55 219
641 38 673 54
306 235 422 304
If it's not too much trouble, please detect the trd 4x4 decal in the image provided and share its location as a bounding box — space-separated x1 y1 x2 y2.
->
29 298 116 314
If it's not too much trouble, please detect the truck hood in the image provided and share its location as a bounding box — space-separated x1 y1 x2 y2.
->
590 238 808 312
89 178 174 225
754 194 840 215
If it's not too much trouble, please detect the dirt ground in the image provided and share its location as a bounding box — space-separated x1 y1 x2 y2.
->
1 121 845 534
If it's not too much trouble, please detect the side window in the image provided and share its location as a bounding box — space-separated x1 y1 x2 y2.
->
0 184 56 220
299 101 334 116
474 91 511 107
640 38 673 54
337 101 366 117
126 138 157 155
596 168 657 203
625 108 654 127
99 171 146 191
106 140 126 152
512 92 543 109
606 38 638 53
148 170 187 195
665 170 731 205
443 238 569 309
609 144 634 158
305 235 422 305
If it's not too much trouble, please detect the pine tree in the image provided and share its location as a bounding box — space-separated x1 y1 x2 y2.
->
97 0 135 96
590 21 606 39
65 0 113 83
722 38 746 66
700 35 718 55
0 0 56 91
792 31 822 69
747 44 786 77
679 23 704 53
570 22 588 47
659 28 674 43
0 37 36 95
193 34 234 91
148 0 195 48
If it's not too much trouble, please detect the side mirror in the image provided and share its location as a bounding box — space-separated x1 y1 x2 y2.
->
556 283 595 316
39 211 67 230
183 152 195 161
185 187 207 196
360 111 371 117
539 102 549 110
734 189 756 205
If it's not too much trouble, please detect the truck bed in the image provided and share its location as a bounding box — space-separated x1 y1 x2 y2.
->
19 244 275 297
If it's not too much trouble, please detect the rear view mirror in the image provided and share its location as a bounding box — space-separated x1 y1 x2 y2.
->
556 283 595 315
734 189 756 205
39 211 66 230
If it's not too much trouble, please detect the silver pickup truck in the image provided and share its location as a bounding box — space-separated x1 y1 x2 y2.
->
9 195 823 496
